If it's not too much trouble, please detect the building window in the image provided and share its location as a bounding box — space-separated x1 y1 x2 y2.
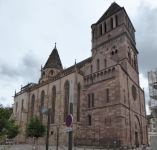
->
104 59 107 68
104 22 106 33
51 86 56 124
97 59 99 71
40 91 45 121
64 81 69 122
115 15 118 27
91 65 93 73
153 119 155 122
89 115 91 126
111 18 113 29
92 93 94 107
107 89 109 103
77 83 81 122
108 35 111 40
51 131 54 135
88 94 90 108
153 124 156 128
31 95 35 118
100 24 102 35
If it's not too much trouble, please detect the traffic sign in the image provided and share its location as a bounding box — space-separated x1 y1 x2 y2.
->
66 127 73 132
66 114 73 127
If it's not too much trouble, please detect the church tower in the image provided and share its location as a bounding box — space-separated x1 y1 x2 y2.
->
39 43 63 83
91 2 139 85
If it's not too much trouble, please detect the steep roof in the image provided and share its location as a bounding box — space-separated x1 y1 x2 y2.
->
62 57 92 73
44 44 63 70
97 2 121 24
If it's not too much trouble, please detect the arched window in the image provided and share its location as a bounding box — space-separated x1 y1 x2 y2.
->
89 115 91 126
104 59 107 68
49 70 53 76
107 89 109 103
92 93 94 107
40 91 45 121
97 59 99 71
64 81 69 122
88 94 90 108
100 24 102 35
128 52 131 62
115 15 118 27
112 51 114 61
104 22 106 33
134 60 136 70
112 67 115 77
31 95 35 118
51 86 56 124
77 83 81 122
111 18 113 29
91 65 93 73
115 49 118 62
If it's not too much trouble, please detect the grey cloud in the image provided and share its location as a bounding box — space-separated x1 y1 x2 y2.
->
0 97 7 101
0 50 41 84
133 1 157 78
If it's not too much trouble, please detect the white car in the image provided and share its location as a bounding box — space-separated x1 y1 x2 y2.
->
5 139 16 145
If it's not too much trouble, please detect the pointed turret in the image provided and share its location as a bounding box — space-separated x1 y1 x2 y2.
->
43 43 63 70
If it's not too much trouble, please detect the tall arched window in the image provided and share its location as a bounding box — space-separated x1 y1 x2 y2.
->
91 65 93 73
89 115 91 126
88 94 90 108
115 49 118 62
107 89 109 103
77 83 81 122
97 59 99 71
104 22 106 33
115 15 118 27
100 24 102 35
64 81 69 122
104 59 107 68
111 18 113 29
40 91 45 121
51 86 56 124
31 95 35 118
92 93 94 107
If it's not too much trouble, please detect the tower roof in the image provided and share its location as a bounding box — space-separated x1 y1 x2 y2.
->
97 2 121 24
43 43 63 70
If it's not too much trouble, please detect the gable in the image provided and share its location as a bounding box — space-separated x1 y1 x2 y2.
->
84 52 117 76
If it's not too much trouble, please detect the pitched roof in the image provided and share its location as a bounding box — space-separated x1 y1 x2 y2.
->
62 57 92 73
97 2 121 24
44 44 63 70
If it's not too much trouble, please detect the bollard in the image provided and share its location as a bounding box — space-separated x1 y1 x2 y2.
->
114 145 115 150
100 146 101 150
63 147 65 150
50 147 51 150
127 145 128 150
93 146 94 150
84 146 85 150
122 145 123 150
33 146 35 150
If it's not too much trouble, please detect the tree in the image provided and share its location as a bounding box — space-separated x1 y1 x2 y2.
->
25 115 46 150
0 104 21 142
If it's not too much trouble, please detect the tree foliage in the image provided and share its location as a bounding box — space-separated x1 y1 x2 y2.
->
0 104 21 140
25 115 46 139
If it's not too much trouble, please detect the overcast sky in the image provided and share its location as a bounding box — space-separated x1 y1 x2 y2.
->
0 0 157 115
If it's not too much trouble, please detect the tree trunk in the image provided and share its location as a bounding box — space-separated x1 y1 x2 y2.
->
35 138 38 150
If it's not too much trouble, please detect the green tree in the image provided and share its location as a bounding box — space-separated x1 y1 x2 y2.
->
0 104 21 142
25 115 46 149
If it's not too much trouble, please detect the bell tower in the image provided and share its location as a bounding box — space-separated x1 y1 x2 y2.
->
91 2 139 85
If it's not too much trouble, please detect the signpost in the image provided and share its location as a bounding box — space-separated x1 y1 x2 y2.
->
38 105 50 150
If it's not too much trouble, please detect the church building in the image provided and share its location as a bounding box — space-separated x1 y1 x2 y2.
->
12 2 148 147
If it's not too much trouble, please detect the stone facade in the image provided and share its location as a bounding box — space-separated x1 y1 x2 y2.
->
12 2 148 148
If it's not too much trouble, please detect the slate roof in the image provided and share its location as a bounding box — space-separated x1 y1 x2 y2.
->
97 2 121 24
62 57 92 73
44 44 63 70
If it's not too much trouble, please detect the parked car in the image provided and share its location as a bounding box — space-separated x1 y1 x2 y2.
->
5 139 16 145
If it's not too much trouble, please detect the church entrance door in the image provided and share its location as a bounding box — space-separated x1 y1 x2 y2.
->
135 132 139 147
